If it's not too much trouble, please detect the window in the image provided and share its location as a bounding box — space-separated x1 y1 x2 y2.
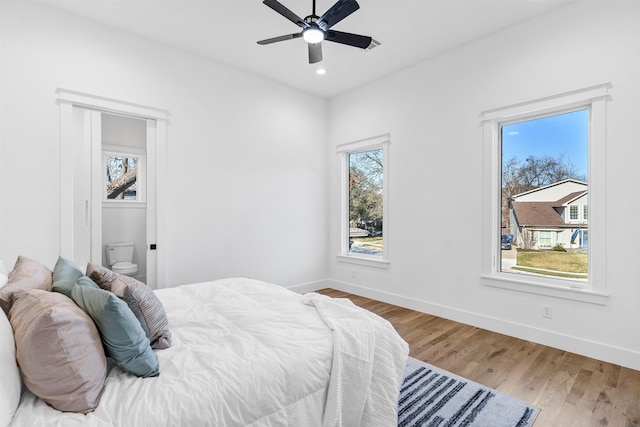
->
106 155 138 199
583 205 588 220
569 205 580 221
349 149 383 256
538 231 553 248
337 134 390 267
103 147 146 202
481 84 610 304
502 109 588 266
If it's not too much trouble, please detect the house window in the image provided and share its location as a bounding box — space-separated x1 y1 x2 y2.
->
583 205 588 220
538 231 553 248
569 205 579 221
337 134 390 267
481 84 610 304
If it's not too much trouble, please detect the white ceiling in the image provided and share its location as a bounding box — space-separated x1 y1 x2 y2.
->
35 0 573 98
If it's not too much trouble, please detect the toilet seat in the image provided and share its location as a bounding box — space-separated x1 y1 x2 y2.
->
112 261 138 276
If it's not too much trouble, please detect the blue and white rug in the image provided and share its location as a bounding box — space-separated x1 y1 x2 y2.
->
398 357 539 427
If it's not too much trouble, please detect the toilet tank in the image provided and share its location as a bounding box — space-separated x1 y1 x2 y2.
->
106 242 135 265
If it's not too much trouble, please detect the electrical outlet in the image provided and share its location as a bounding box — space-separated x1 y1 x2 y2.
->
543 305 553 319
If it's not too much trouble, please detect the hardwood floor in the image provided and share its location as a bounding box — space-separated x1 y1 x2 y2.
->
317 288 640 427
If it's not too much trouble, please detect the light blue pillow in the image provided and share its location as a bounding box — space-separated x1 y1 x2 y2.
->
52 256 84 298
71 276 159 378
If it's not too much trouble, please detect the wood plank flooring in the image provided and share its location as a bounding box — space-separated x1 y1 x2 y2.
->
317 288 640 427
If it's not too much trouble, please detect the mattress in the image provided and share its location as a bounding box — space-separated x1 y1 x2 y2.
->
10 278 334 426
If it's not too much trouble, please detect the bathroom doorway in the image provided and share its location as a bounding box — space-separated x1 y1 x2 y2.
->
101 113 148 283
58 89 168 288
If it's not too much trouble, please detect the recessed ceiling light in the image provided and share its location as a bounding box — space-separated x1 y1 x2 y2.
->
316 68 327 75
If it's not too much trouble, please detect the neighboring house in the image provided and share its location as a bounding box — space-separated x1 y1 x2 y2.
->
509 179 588 249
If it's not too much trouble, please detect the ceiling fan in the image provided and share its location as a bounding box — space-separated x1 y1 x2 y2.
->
257 0 372 64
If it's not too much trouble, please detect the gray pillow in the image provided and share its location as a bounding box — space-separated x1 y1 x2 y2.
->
71 276 159 378
9 289 106 413
52 256 84 298
87 263 172 349
0 256 52 315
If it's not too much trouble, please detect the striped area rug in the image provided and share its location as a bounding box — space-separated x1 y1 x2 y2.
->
398 357 539 427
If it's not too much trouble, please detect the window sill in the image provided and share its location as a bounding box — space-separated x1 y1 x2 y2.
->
482 273 608 305
337 254 390 269
103 201 147 209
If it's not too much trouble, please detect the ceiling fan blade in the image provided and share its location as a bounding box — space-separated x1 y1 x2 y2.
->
262 0 307 28
316 0 360 31
325 30 372 49
257 33 302 45
308 42 323 64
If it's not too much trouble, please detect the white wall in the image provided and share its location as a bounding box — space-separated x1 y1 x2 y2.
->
102 113 147 150
327 2 640 370
0 2 329 289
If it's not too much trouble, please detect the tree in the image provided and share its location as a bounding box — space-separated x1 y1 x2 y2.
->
502 154 584 196
106 156 137 199
107 168 137 199
349 150 383 229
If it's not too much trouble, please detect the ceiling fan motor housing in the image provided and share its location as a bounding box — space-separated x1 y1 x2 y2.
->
304 15 319 24
303 16 324 43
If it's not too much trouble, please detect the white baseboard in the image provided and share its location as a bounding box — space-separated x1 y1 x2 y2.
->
286 279 330 295
326 279 640 371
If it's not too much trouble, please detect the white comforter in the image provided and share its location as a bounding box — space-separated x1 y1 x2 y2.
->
9 278 407 427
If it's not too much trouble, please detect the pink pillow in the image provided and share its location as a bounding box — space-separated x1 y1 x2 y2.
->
0 256 52 315
10 289 107 413
0 311 20 427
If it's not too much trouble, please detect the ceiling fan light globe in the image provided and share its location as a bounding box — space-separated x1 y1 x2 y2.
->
303 28 324 44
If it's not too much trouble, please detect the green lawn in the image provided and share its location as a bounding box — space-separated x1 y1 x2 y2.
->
513 250 588 278
351 236 383 252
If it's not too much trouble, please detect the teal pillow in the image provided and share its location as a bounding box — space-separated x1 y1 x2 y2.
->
52 256 84 298
71 276 159 378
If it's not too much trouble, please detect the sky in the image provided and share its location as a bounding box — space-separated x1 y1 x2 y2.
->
501 109 589 179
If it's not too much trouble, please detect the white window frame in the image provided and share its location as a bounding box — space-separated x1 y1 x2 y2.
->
336 134 390 268
481 84 610 305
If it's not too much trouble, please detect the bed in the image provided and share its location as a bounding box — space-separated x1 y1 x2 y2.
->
0 257 408 427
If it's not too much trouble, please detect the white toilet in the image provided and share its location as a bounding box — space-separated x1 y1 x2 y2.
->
106 242 138 277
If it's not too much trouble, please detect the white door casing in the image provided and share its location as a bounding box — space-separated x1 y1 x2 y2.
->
57 89 169 289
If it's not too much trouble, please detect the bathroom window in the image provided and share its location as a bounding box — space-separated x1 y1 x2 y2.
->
104 150 145 202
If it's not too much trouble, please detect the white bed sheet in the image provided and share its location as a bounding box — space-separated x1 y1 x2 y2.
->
10 278 334 427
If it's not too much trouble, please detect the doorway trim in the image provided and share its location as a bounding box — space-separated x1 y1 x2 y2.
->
57 89 170 288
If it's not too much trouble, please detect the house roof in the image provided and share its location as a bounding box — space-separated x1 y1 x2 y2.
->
553 191 588 207
512 189 589 228
511 180 589 229
511 179 588 199
512 201 569 228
